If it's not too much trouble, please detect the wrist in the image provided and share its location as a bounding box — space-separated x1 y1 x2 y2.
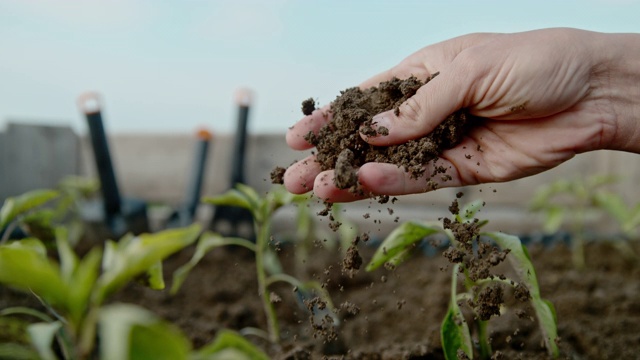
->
592 32 640 153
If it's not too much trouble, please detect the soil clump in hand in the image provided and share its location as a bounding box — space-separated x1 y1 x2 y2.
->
273 74 478 195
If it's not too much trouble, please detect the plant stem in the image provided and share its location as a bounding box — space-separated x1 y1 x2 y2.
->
572 209 586 270
254 220 280 343
477 320 492 359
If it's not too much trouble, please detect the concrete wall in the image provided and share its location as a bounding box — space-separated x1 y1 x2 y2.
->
0 122 80 200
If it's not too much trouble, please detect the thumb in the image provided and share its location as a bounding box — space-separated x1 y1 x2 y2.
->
362 69 470 146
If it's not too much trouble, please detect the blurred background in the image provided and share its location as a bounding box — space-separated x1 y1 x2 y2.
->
2 0 640 236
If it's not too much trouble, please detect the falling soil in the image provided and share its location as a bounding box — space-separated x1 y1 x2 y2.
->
272 75 477 194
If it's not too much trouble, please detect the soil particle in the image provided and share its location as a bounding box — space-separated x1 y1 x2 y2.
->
470 285 505 321
334 149 358 190
270 166 286 184
301 98 316 116
270 292 282 304
342 241 363 276
514 283 531 302
339 301 360 317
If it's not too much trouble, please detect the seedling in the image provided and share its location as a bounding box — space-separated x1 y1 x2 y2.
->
366 197 559 359
0 188 270 359
172 184 338 344
530 174 640 268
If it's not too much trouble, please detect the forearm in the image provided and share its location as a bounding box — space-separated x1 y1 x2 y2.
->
595 32 640 153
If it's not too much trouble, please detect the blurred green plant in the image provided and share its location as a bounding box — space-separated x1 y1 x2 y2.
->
172 184 338 344
366 199 558 360
1 176 99 246
530 174 640 268
0 187 269 359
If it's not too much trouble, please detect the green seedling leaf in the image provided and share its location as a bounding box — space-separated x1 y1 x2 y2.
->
457 199 485 223
0 190 59 231
96 224 201 303
541 205 565 234
0 343 39 360
441 265 472 360
484 231 559 357
67 247 102 326
171 232 255 294
20 210 56 243
27 321 62 360
100 303 191 360
366 221 441 271
55 227 79 281
145 261 165 290
1 307 54 323
205 190 255 215
235 183 261 208
593 191 630 227
0 240 67 307
193 329 269 360
57 176 99 198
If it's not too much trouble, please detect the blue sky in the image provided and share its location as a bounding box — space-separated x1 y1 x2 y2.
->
1 0 640 135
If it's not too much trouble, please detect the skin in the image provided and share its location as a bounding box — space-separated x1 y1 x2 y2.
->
284 28 640 202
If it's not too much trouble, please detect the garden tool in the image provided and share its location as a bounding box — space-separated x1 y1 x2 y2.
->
165 128 212 228
77 92 148 239
210 88 255 241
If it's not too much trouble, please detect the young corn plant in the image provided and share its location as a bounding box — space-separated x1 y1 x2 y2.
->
366 198 559 360
530 174 640 268
171 184 338 344
0 188 269 360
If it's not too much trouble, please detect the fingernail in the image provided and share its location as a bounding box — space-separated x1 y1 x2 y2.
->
371 110 395 135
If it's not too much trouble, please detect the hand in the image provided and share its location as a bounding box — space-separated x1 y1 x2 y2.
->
284 28 640 202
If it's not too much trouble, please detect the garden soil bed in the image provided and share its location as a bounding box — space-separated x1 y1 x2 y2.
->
1 238 639 359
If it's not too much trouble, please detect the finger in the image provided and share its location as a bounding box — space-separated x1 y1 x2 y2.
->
286 105 332 150
362 65 472 146
313 170 369 203
357 161 463 196
283 155 322 194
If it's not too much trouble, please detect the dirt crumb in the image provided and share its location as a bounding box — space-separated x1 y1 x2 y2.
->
270 166 286 184
301 97 316 116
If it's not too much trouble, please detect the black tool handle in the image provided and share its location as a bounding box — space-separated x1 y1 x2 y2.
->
78 93 122 218
230 89 253 186
185 129 212 218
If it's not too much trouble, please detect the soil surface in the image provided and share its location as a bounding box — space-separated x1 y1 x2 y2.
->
2 238 638 359
272 76 477 194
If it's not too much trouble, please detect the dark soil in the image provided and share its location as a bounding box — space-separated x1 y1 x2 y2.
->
272 75 477 194
3 238 638 359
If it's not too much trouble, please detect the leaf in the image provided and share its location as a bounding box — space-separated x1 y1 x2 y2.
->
96 224 201 304
0 190 59 230
99 304 191 360
171 232 255 294
0 241 67 307
67 247 102 326
366 221 441 271
192 329 269 360
457 199 485 223
593 191 630 227
204 190 254 214
145 261 165 290
234 184 261 208
484 232 559 357
55 227 79 282
440 265 472 360
0 343 39 360
27 321 62 360
541 206 565 234
0 307 54 323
